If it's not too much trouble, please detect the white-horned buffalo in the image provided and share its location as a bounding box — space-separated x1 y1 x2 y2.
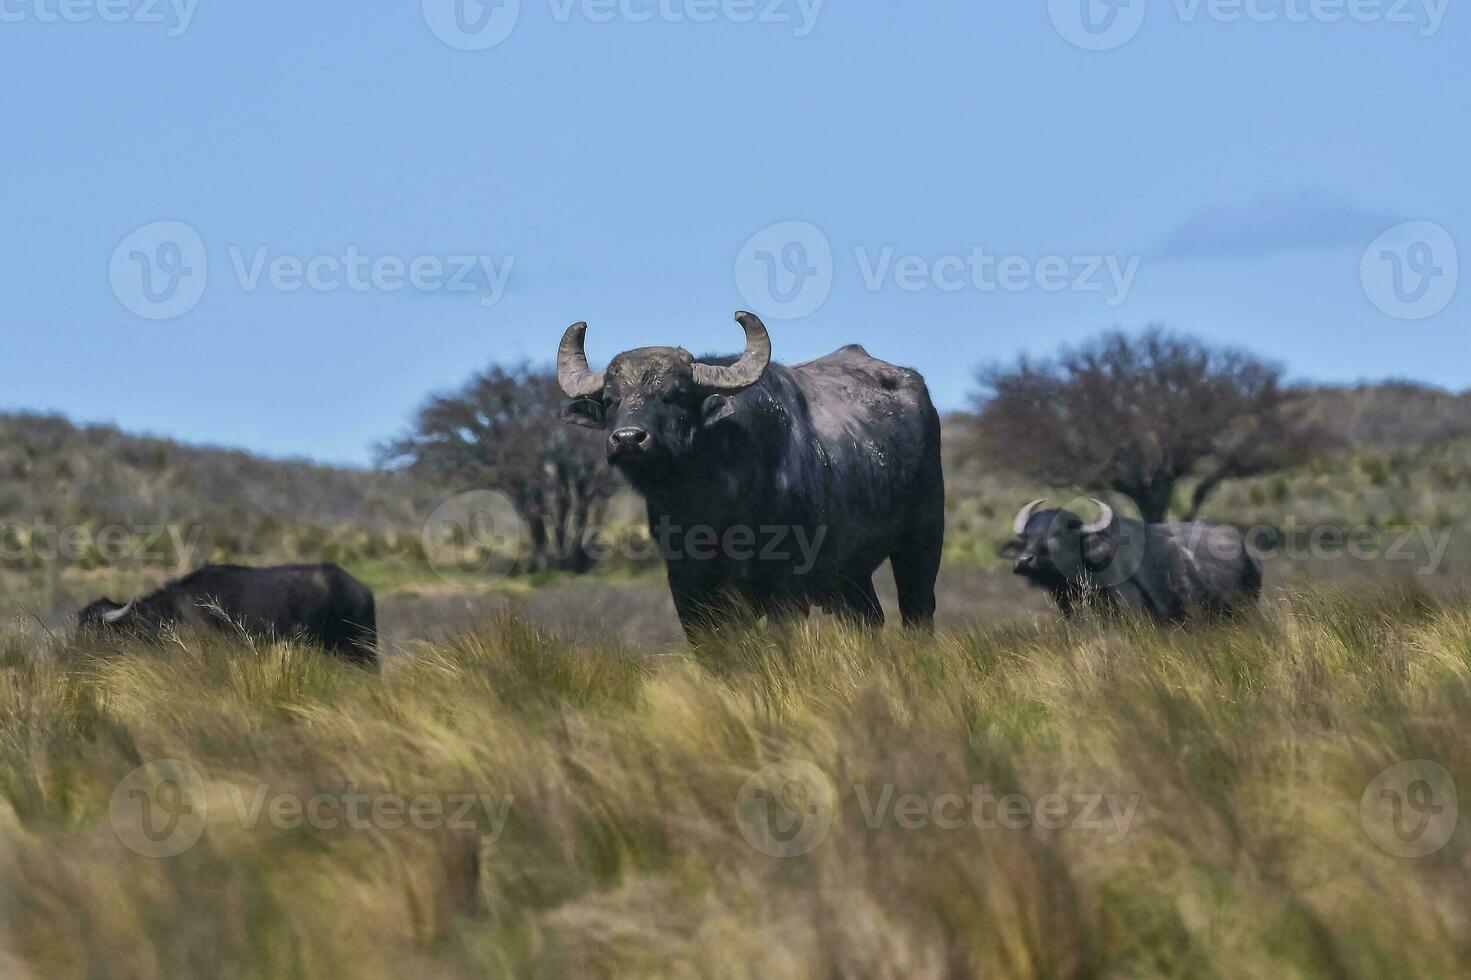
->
557 311 944 635
1004 498 1262 622
78 563 378 665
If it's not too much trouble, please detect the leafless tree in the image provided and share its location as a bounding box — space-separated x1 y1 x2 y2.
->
380 363 615 573
969 328 1327 524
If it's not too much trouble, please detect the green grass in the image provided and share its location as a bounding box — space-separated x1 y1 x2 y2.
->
3 587 1471 978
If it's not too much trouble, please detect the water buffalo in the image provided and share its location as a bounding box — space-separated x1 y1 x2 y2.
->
557 311 944 635
1004 498 1262 622
78 563 377 664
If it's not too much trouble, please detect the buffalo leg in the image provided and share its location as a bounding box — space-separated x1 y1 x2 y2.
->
670 582 741 641
891 524 942 631
833 575 884 629
759 595 811 625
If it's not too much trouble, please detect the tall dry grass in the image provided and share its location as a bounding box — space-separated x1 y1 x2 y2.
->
2 588 1470 978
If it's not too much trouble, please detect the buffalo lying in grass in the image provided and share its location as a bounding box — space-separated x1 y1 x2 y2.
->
79 563 378 665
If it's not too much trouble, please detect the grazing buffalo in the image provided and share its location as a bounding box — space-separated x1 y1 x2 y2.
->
557 311 944 635
78 563 378 664
1004 498 1262 622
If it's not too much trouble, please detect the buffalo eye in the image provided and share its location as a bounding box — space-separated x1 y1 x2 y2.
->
560 398 607 430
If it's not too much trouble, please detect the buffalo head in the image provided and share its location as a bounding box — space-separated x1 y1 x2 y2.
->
1002 498 1117 584
77 598 136 633
556 311 772 479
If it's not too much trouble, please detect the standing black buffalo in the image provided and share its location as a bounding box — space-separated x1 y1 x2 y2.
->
78 563 378 665
557 311 944 634
1003 498 1262 622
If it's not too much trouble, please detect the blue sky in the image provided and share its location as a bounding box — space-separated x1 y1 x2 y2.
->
2 0 1466 464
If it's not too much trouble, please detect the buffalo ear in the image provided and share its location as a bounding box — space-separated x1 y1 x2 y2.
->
560 398 606 430
1082 532 1116 569
997 539 1023 559
700 394 736 429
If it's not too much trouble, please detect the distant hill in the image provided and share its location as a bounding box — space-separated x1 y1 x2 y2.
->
1302 382 1471 450
0 412 441 575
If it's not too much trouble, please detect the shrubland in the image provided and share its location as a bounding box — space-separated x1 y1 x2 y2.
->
2 589 1470 977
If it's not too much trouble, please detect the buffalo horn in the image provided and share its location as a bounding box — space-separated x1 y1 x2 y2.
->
692 312 772 394
556 321 606 399
1080 498 1115 535
1012 499 1047 536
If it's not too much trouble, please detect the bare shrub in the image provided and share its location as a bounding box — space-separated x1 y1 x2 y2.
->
379 362 616 574
969 328 1329 523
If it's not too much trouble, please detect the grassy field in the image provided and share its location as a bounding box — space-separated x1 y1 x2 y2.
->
3 584 1471 978
3 392 1471 977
